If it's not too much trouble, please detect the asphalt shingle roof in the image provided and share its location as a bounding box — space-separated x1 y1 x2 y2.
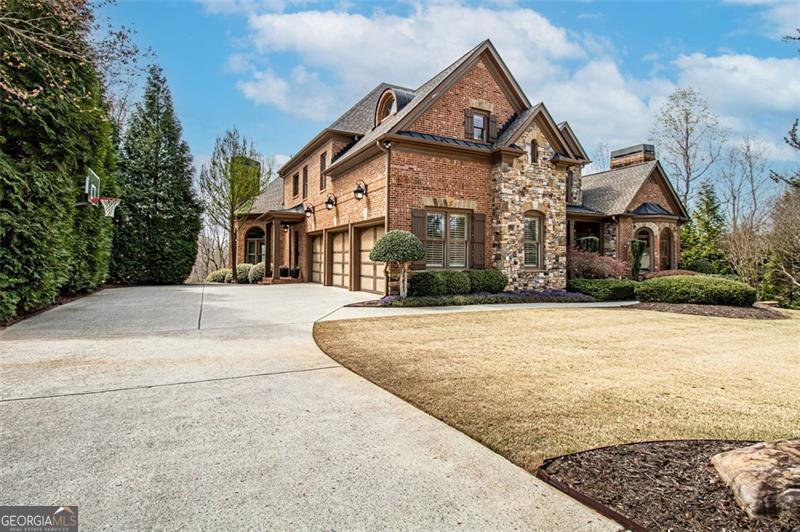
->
249 178 284 214
581 161 658 216
329 83 415 134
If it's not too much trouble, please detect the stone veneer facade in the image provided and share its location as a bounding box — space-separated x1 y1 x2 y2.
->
491 121 572 290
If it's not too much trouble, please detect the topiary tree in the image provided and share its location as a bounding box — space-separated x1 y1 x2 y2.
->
630 239 646 278
369 230 424 297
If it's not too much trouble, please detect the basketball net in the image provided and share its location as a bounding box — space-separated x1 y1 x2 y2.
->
97 197 121 217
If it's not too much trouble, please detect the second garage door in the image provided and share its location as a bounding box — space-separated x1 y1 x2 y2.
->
311 235 323 283
359 225 385 294
331 231 349 288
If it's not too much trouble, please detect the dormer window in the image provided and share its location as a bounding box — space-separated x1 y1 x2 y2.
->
376 91 397 125
472 111 488 141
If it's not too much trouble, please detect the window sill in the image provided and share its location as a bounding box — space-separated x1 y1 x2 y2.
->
522 267 546 273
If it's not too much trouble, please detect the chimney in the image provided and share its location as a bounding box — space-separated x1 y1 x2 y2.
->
610 144 655 169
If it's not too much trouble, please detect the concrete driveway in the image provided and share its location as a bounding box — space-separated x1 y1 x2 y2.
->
0 284 614 530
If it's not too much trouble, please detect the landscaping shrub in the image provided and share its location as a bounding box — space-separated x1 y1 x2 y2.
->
567 248 629 279
236 263 253 283
206 268 231 283
467 269 508 293
576 236 600 252
642 269 698 280
386 289 592 307
441 271 471 295
635 275 757 307
568 278 638 301
248 262 266 284
224 270 233 283
409 271 446 297
682 258 715 274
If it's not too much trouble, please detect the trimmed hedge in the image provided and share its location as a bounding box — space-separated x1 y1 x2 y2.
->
635 275 757 307
467 269 508 293
384 290 592 307
410 269 509 297
568 278 638 301
236 263 253 284
248 262 266 284
206 268 231 283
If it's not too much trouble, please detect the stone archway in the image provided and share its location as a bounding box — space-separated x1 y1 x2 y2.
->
635 228 654 272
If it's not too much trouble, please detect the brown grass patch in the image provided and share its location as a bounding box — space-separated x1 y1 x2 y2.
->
315 307 800 472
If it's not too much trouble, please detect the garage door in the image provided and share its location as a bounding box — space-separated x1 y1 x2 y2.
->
359 225 385 294
331 231 349 288
311 235 323 283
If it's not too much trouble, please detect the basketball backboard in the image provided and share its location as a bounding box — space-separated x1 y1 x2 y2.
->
85 168 100 205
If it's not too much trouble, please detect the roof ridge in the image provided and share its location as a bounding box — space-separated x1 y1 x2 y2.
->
582 159 656 178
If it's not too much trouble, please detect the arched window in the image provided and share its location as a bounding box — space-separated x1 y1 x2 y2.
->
245 227 266 265
660 228 674 270
635 228 653 272
376 91 397 125
524 212 544 269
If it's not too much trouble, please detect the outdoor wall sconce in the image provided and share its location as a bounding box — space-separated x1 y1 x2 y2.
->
324 194 336 210
353 180 368 200
304 204 314 218
282 224 289 233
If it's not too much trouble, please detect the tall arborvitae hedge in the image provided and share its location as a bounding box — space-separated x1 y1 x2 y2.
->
110 66 202 284
0 0 118 321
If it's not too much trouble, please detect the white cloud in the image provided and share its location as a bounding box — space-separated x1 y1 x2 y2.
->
235 3 584 121
674 53 799 115
236 65 335 119
724 0 800 38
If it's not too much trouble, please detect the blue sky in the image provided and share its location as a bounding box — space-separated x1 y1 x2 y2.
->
102 0 800 173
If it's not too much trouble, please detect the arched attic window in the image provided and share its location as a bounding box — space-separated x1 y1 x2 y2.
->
375 90 397 125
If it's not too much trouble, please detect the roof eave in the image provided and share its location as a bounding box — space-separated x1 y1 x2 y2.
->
278 128 358 177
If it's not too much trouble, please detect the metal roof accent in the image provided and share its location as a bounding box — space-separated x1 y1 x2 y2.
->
633 202 672 216
396 130 493 150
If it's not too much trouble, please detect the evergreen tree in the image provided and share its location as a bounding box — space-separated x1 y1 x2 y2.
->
680 182 730 274
0 0 118 321
111 65 202 284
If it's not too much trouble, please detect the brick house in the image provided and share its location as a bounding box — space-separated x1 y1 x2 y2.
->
236 40 688 293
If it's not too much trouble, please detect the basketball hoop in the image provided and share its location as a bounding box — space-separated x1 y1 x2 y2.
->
98 197 121 217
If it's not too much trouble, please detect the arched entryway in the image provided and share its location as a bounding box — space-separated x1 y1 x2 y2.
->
660 228 674 270
635 228 653 272
245 227 266 265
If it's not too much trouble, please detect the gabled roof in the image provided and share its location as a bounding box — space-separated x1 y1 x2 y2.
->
582 161 659 216
326 39 535 173
249 178 284 214
492 103 579 161
558 121 589 162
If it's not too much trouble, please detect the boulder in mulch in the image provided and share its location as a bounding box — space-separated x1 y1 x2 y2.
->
711 439 800 519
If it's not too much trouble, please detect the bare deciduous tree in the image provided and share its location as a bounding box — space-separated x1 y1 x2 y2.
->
584 141 610 174
768 189 800 289
723 226 769 289
650 87 726 206
200 128 274 282
718 137 771 230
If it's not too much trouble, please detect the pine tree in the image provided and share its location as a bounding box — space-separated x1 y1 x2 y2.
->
111 65 202 284
680 182 730 273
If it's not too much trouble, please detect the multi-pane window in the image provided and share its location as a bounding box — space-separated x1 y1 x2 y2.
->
292 173 299 197
524 213 543 269
319 152 327 190
246 239 265 265
425 211 469 269
472 111 488 141
302 166 308 198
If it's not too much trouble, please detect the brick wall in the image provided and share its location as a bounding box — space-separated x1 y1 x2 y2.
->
389 146 493 267
628 171 683 215
410 58 516 141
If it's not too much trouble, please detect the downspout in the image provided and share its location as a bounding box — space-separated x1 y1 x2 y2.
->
376 139 392 296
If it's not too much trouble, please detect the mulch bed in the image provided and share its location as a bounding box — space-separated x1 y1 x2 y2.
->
539 440 798 531
625 302 787 320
